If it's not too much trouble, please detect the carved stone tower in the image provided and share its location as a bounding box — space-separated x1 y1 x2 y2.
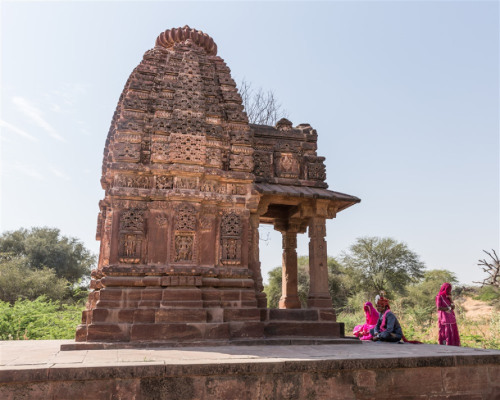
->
74 27 360 347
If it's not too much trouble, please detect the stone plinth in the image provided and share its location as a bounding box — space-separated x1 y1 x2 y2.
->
1 341 499 399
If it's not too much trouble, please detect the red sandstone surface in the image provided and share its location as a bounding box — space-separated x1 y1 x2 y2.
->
1 340 499 399
76 26 360 345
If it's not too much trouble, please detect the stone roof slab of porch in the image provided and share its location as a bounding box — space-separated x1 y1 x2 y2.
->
254 183 361 213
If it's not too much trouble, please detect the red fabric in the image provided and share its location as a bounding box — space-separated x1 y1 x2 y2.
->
377 296 390 309
402 336 422 344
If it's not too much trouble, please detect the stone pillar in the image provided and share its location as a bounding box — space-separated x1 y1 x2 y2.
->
279 229 301 309
307 217 332 308
249 213 267 308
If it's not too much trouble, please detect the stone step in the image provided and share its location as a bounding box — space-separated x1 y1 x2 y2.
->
77 320 343 343
264 321 342 337
84 307 263 325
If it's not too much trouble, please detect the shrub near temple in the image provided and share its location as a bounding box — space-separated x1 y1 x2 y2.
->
0 297 84 340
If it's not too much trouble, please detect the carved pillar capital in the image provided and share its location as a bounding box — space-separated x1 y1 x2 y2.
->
282 230 298 250
308 216 327 239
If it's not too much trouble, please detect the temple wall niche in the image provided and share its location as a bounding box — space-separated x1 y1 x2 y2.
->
118 209 146 264
147 209 169 264
172 203 198 264
220 211 242 265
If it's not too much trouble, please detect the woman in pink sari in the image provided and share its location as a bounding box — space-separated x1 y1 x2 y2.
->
353 301 379 340
436 283 460 346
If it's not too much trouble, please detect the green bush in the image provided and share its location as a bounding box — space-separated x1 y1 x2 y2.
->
474 286 500 303
0 296 85 340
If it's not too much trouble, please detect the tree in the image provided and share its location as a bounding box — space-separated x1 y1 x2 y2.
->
0 227 95 283
264 256 310 309
475 250 500 288
327 257 361 311
239 79 288 125
0 257 69 303
404 269 458 324
340 237 425 297
264 256 351 310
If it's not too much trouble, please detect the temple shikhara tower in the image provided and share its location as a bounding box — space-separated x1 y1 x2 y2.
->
74 26 360 346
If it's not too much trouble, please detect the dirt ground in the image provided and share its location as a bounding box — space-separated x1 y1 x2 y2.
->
460 297 494 320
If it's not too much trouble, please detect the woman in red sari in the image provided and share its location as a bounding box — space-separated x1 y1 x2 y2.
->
436 282 460 346
353 301 379 340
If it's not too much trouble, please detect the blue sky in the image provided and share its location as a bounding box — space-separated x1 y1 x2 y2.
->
1 1 498 285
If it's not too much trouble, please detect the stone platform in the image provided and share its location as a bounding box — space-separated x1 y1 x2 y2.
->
1 340 499 399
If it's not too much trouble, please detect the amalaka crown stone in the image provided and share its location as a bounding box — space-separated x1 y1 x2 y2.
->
155 26 217 56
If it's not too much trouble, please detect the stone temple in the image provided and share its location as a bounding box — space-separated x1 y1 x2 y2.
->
75 26 360 346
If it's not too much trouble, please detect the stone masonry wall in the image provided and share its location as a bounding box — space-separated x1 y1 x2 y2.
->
1 361 498 399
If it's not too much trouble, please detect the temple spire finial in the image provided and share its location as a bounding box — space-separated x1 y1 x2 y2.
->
155 26 217 56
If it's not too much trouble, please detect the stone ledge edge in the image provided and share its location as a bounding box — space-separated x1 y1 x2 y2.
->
1 354 499 384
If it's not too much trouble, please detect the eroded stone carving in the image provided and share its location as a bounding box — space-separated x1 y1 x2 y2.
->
199 215 214 231
221 212 242 236
221 212 242 265
175 204 197 231
169 133 206 164
156 214 169 227
174 234 194 262
253 151 273 179
119 209 145 263
155 176 174 190
113 143 141 162
115 175 149 189
175 177 198 190
120 209 145 231
277 153 300 178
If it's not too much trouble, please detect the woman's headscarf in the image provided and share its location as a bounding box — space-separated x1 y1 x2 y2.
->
363 301 379 325
438 283 452 297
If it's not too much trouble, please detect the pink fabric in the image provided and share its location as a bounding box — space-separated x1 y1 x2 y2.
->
439 282 452 297
364 301 379 325
436 283 460 346
353 302 379 340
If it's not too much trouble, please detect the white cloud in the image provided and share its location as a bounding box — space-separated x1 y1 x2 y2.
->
50 83 89 107
50 103 63 113
13 164 45 181
49 166 71 181
12 96 65 142
0 119 38 142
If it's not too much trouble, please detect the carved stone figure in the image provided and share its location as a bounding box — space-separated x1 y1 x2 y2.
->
174 234 193 262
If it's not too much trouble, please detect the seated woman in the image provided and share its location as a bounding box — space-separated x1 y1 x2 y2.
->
353 301 379 340
370 294 403 342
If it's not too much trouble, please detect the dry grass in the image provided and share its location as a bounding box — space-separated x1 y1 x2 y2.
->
339 296 500 350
